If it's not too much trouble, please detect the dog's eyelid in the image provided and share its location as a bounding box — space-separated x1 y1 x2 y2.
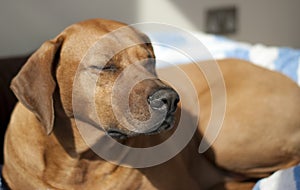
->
89 64 117 71
103 64 118 71
89 65 102 70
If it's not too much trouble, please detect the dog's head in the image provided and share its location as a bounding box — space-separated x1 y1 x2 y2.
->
11 19 179 139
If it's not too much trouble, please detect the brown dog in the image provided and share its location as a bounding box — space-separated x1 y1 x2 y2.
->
3 18 300 190
3 18 223 190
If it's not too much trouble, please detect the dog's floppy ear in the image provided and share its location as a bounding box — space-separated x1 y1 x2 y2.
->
11 36 64 135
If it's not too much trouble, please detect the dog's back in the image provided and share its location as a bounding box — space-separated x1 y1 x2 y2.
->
176 59 300 177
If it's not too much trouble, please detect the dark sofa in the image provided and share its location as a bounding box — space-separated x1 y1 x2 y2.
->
0 55 28 164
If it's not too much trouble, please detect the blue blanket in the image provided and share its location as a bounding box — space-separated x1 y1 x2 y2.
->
253 164 300 190
0 166 8 190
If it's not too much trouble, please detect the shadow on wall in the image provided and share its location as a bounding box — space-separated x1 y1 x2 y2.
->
0 0 139 57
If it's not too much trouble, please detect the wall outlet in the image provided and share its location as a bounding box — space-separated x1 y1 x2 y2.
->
205 6 237 35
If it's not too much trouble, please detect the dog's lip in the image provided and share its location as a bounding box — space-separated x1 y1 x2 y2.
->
106 114 175 139
106 129 128 140
143 114 175 135
144 122 171 135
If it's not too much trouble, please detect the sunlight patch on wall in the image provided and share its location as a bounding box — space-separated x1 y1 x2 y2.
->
136 0 198 31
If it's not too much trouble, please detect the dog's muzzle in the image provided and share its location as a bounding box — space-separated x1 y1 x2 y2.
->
107 88 179 139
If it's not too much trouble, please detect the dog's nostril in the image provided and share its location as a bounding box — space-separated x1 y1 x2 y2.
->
171 95 180 113
149 98 165 109
148 89 180 113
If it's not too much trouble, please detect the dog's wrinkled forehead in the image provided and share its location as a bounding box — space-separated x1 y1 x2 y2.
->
82 28 152 67
59 19 153 67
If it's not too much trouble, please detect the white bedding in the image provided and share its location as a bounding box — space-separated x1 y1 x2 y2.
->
146 31 300 86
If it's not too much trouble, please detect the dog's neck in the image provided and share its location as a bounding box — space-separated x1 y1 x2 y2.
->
49 116 225 189
42 116 149 189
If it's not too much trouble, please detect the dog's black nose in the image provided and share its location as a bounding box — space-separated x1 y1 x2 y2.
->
148 88 180 113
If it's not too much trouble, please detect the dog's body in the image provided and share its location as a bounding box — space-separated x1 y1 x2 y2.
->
3 19 300 190
176 61 300 177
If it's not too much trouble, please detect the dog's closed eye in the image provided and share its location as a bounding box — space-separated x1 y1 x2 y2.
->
103 64 118 71
90 64 118 72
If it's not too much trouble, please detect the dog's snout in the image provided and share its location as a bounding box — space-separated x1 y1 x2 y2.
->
148 89 179 113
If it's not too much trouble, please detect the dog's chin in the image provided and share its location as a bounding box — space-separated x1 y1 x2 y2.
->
144 119 174 136
106 115 175 140
106 129 129 140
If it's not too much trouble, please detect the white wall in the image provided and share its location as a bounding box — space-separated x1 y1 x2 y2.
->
1 0 299 57
137 0 300 48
